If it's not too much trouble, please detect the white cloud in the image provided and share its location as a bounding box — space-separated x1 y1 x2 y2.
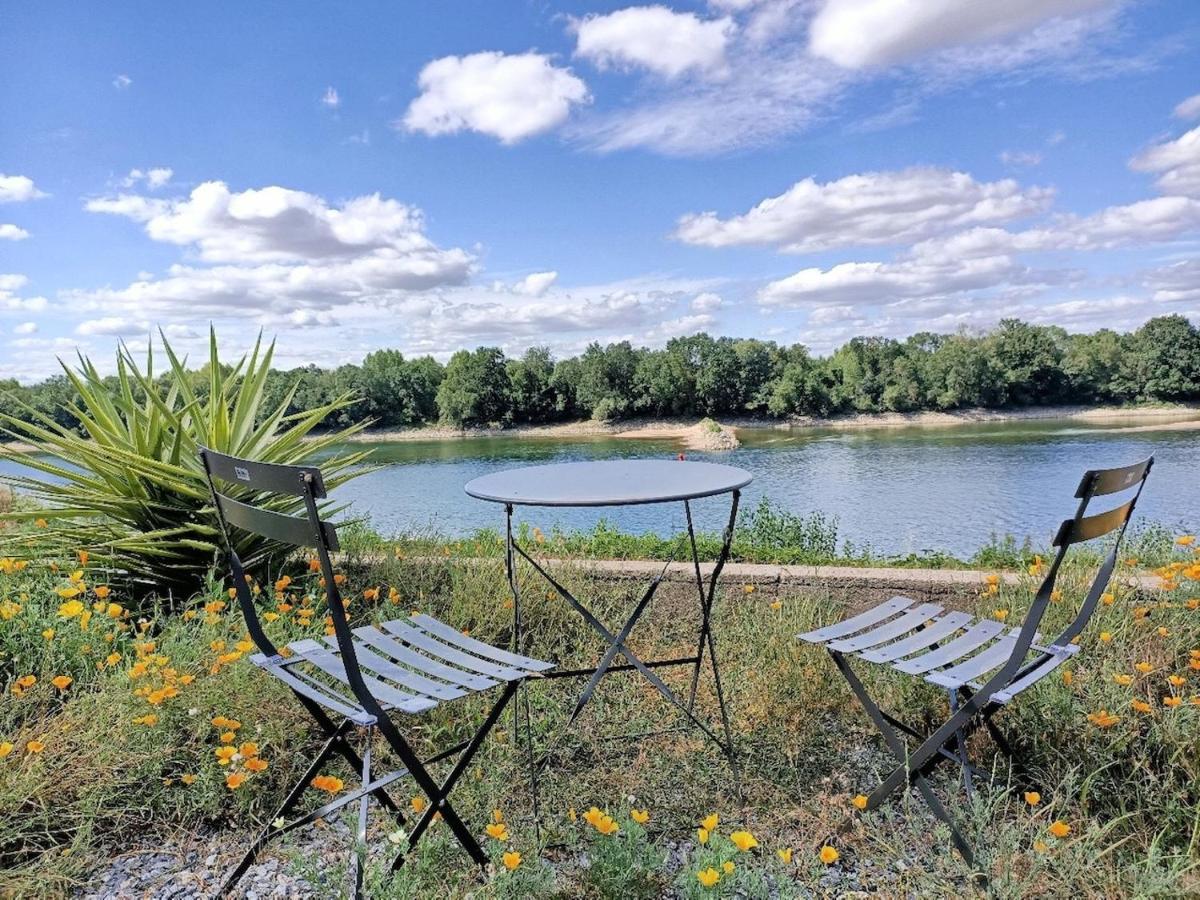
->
691 291 724 311
113 74 132 90
0 224 29 240
85 180 473 270
758 254 1043 307
573 6 735 79
321 86 340 108
1129 126 1200 197
1144 259 1200 304
808 0 1115 69
403 52 590 144
676 167 1051 253
76 317 150 337
120 167 173 190
999 150 1043 167
13 322 37 335
0 275 48 313
511 270 558 297
0 174 46 203
1174 93 1200 121
76 181 475 324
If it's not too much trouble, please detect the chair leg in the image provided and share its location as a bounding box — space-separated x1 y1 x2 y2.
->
829 650 976 867
349 726 373 899
948 690 973 797
219 720 350 897
388 681 521 871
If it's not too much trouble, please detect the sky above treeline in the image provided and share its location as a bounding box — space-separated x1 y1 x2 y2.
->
1 0 1198 383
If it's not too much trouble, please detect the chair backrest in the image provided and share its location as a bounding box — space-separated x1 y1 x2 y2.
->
199 447 345 663
989 456 1153 695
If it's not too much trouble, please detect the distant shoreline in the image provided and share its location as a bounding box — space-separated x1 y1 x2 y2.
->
344 402 1200 446
2 403 1196 457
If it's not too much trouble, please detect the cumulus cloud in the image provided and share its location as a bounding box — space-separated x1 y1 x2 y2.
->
808 0 1114 69
76 181 475 324
85 180 473 270
511 271 558 297
75 316 150 337
758 254 1045 307
573 6 735 79
1129 126 1200 197
13 322 37 335
691 291 724 311
0 174 46 204
676 168 1052 253
0 224 29 240
0 274 47 313
113 74 132 90
321 86 340 108
403 52 590 144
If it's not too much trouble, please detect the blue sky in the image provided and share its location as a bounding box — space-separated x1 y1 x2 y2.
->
1 0 1198 381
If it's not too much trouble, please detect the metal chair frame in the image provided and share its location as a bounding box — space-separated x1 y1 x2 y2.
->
199 448 550 898
799 457 1153 867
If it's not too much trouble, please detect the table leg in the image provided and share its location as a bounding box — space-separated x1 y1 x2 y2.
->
685 491 742 796
505 504 542 840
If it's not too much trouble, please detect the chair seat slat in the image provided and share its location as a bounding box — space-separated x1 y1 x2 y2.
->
859 611 973 664
797 597 914 644
989 646 1077 704
381 620 529 681
353 625 498 692
892 619 1005 674
410 613 556 673
925 629 1040 690
290 640 438 714
827 603 944 653
324 636 467 701
252 653 366 721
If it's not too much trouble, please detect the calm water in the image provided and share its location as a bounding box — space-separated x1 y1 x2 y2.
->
327 415 1200 557
2 416 1195 557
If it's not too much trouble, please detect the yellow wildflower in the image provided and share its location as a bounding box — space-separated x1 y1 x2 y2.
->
1048 821 1071 838
696 868 720 888
730 830 759 852
819 845 839 864
502 851 521 871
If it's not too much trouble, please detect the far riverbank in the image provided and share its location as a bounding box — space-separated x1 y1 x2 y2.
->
342 402 1200 449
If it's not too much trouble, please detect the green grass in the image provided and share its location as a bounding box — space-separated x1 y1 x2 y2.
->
1 529 1198 897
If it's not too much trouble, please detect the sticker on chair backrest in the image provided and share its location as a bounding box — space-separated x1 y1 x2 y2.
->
1123 471 1135 485
234 466 251 482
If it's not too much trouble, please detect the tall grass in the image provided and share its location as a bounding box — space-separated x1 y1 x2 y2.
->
1 526 1197 896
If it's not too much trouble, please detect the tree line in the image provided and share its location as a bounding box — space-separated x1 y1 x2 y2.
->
3 315 1199 434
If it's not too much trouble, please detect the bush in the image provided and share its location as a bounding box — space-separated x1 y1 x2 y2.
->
0 330 371 599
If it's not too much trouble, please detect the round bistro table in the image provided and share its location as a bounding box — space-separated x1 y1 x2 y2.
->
464 459 753 803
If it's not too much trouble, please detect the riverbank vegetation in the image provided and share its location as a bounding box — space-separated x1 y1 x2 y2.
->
1 521 1197 896
4 316 1200 434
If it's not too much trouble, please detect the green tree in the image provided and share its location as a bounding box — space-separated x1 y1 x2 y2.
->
576 341 640 421
436 347 511 427
1115 315 1200 401
986 319 1068 405
506 346 557 423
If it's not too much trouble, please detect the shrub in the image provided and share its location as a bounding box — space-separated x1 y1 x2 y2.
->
0 330 371 599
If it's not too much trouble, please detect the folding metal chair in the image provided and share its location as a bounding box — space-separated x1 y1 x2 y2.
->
199 448 554 898
798 457 1152 866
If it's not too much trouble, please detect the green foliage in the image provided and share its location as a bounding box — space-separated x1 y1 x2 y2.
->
0 330 370 597
4 317 1200 439
436 347 511 427
578 812 666 898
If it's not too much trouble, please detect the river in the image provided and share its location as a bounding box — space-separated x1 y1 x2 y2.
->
328 414 1200 557
2 415 1195 557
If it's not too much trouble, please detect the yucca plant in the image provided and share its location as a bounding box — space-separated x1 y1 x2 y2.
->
0 329 372 600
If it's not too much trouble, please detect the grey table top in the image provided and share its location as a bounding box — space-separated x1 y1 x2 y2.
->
464 459 753 507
